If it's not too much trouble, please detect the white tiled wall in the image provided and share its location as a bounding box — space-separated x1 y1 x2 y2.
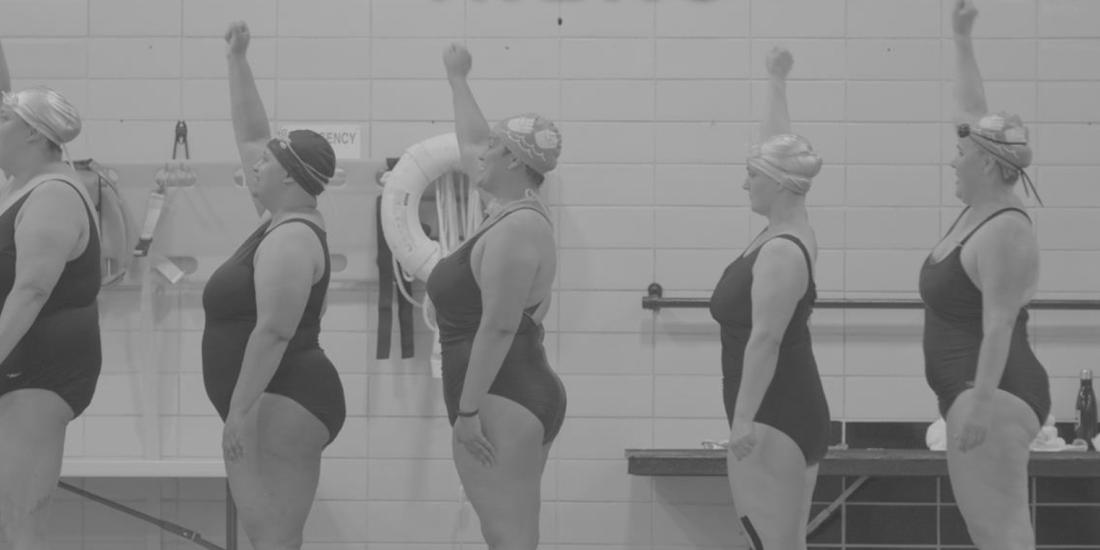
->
2 0 1098 549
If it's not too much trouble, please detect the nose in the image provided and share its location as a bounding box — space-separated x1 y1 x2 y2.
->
742 178 750 191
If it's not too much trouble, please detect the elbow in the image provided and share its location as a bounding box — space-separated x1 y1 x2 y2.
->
489 326 518 339
982 315 1018 341
479 323 518 340
747 331 783 353
10 283 52 305
252 324 293 345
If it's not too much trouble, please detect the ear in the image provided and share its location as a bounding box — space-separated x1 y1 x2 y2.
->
25 127 48 147
277 164 296 187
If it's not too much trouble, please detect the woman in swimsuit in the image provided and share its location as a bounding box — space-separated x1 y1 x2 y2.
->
0 39 102 549
425 42 565 550
709 47 830 550
920 3 1049 548
201 22 346 550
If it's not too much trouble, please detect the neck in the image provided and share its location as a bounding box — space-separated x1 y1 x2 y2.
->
765 194 808 230
268 201 317 224
491 175 540 203
966 181 1021 212
4 158 68 191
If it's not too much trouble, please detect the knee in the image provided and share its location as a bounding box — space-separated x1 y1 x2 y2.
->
968 519 1034 550
739 515 802 550
739 514 792 550
248 533 303 550
481 521 538 550
240 512 305 550
739 516 764 549
0 492 48 538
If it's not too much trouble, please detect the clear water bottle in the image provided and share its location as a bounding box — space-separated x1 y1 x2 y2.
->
1074 369 1098 451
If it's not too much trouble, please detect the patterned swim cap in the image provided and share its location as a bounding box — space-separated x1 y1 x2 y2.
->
493 113 562 175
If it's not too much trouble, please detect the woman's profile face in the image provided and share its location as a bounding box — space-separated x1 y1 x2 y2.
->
744 164 779 215
951 138 987 202
476 132 513 194
0 105 35 172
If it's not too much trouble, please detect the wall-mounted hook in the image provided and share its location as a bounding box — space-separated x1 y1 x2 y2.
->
376 157 400 187
647 282 664 299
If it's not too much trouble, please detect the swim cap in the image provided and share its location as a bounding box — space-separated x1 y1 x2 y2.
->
958 111 1041 204
970 111 1032 171
3 86 82 146
267 129 336 196
493 113 562 175
747 134 822 195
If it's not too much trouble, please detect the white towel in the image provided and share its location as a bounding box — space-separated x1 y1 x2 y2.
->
925 414 1080 452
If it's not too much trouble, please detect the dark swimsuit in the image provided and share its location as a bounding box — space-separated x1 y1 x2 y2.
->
202 218 346 445
920 207 1050 425
0 177 102 418
710 234 831 466
425 204 566 444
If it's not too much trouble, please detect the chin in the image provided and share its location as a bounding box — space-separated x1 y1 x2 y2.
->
476 179 497 196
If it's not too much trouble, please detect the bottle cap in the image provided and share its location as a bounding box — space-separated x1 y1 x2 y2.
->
1082 369 1093 380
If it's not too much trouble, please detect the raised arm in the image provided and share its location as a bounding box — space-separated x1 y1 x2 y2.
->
225 22 271 169
443 43 491 179
1 39 12 95
225 22 270 215
759 47 793 141
952 0 988 122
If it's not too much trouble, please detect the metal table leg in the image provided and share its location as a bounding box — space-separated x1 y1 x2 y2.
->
58 481 225 550
807 475 870 535
226 481 238 550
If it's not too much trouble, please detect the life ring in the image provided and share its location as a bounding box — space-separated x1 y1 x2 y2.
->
73 159 137 287
380 132 463 282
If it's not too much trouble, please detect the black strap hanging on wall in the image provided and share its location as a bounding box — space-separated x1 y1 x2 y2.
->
375 192 394 360
396 256 415 358
376 157 418 359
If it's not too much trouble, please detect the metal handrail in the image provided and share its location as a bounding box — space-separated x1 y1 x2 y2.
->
642 283 1100 312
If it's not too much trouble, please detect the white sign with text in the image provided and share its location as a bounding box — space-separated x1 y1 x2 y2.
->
278 124 363 160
